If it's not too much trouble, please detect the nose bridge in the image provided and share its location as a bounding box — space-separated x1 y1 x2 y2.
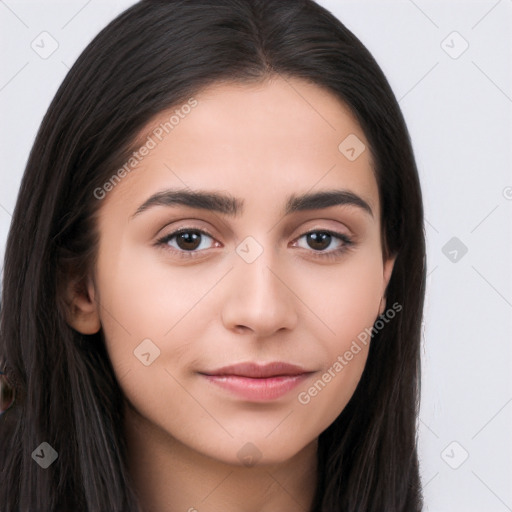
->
234 235 284 309
221 234 297 336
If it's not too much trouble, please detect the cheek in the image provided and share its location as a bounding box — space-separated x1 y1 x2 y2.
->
297 244 384 343
291 248 384 425
93 240 225 383
95 240 212 334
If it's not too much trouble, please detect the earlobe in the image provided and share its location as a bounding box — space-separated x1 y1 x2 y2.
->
379 254 397 315
378 297 386 316
65 276 101 335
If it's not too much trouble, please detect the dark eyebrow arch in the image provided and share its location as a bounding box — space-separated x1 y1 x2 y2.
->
131 189 242 219
131 188 373 219
285 190 373 218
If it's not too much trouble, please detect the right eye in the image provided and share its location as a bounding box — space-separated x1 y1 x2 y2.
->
156 227 220 258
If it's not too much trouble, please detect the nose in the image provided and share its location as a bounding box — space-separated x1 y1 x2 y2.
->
220 245 298 338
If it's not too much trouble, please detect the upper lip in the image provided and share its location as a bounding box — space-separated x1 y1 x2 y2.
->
201 362 312 378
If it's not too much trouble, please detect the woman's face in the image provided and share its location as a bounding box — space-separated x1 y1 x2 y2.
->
72 77 395 465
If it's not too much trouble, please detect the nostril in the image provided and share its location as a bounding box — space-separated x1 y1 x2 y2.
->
234 325 251 334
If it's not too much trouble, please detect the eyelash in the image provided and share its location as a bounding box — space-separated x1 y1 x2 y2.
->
155 227 354 261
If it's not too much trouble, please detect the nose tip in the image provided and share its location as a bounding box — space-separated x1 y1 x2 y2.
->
220 250 298 338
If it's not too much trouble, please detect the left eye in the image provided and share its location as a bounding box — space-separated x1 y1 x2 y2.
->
294 230 352 253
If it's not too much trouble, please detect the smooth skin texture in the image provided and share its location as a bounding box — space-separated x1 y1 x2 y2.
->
68 76 395 512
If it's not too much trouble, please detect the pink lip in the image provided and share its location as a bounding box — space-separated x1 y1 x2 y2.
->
200 362 314 401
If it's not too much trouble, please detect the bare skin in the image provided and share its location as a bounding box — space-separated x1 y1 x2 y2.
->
67 76 395 512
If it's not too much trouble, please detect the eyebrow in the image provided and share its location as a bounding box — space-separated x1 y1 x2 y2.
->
131 188 374 219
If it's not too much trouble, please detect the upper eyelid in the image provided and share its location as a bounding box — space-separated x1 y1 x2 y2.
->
156 216 353 238
158 226 216 240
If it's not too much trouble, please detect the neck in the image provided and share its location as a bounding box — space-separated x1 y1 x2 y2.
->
124 404 318 512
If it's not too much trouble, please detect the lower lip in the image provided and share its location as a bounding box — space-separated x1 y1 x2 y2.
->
202 374 311 401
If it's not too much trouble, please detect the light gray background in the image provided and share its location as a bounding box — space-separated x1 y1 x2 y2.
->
1 1 511 510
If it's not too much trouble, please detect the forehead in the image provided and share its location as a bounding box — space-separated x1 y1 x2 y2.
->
101 76 379 221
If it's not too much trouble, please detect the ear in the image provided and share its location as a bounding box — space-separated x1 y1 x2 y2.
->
379 253 397 315
65 275 101 335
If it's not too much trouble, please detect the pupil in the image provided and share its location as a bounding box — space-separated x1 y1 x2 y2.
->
308 232 331 251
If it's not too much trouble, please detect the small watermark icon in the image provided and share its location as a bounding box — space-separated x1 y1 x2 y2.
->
237 442 262 467
134 338 161 366
503 186 512 200
442 237 468 263
32 442 58 469
338 134 366 161
441 31 469 60
441 441 469 469
236 236 264 264
31 31 59 59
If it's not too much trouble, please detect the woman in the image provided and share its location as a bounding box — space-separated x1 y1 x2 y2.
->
0 0 425 510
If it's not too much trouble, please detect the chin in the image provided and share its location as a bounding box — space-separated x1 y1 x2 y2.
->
198 436 314 469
